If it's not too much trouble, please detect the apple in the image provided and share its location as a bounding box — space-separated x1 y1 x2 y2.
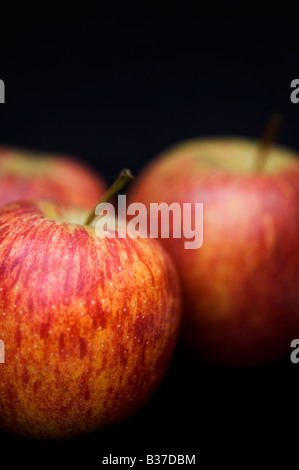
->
0 146 107 208
128 138 299 366
0 199 181 439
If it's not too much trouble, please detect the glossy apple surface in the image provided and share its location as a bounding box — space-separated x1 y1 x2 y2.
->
0 146 106 208
0 200 181 439
128 138 299 366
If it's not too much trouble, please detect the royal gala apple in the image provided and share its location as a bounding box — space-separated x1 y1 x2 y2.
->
128 138 299 366
0 199 181 439
0 146 106 208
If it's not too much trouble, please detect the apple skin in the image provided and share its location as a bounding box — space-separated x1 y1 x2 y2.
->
0 200 181 439
128 138 299 366
0 146 107 209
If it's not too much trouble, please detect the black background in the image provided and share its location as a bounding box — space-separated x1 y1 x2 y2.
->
1 2 299 462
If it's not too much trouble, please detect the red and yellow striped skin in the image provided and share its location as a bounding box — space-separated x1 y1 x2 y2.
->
0 200 181 439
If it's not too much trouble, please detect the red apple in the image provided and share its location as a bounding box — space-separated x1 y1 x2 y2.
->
128 138 299 366
0 146 106 208
0 199 181 439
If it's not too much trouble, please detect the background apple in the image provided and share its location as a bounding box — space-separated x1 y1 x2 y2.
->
0 146 107 208
0 199 181 439
128 138 299 366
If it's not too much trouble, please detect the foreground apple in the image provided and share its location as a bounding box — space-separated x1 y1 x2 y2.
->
0 199 181 439
128 138 299 366
0 146 106 208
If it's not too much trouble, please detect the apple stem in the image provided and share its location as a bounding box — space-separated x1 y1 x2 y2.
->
255 113 282 173
84 168 134 226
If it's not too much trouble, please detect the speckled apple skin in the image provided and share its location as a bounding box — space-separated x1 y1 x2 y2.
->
128 138 299 366
0 147 107 209
0 200 181 439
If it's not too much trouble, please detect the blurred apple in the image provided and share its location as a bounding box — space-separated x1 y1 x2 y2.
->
0 146 106 208
0 199 181 439
128 138 299 366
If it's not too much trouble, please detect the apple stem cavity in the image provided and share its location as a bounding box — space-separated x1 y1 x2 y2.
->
85 168 134 226
255 113 282 173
